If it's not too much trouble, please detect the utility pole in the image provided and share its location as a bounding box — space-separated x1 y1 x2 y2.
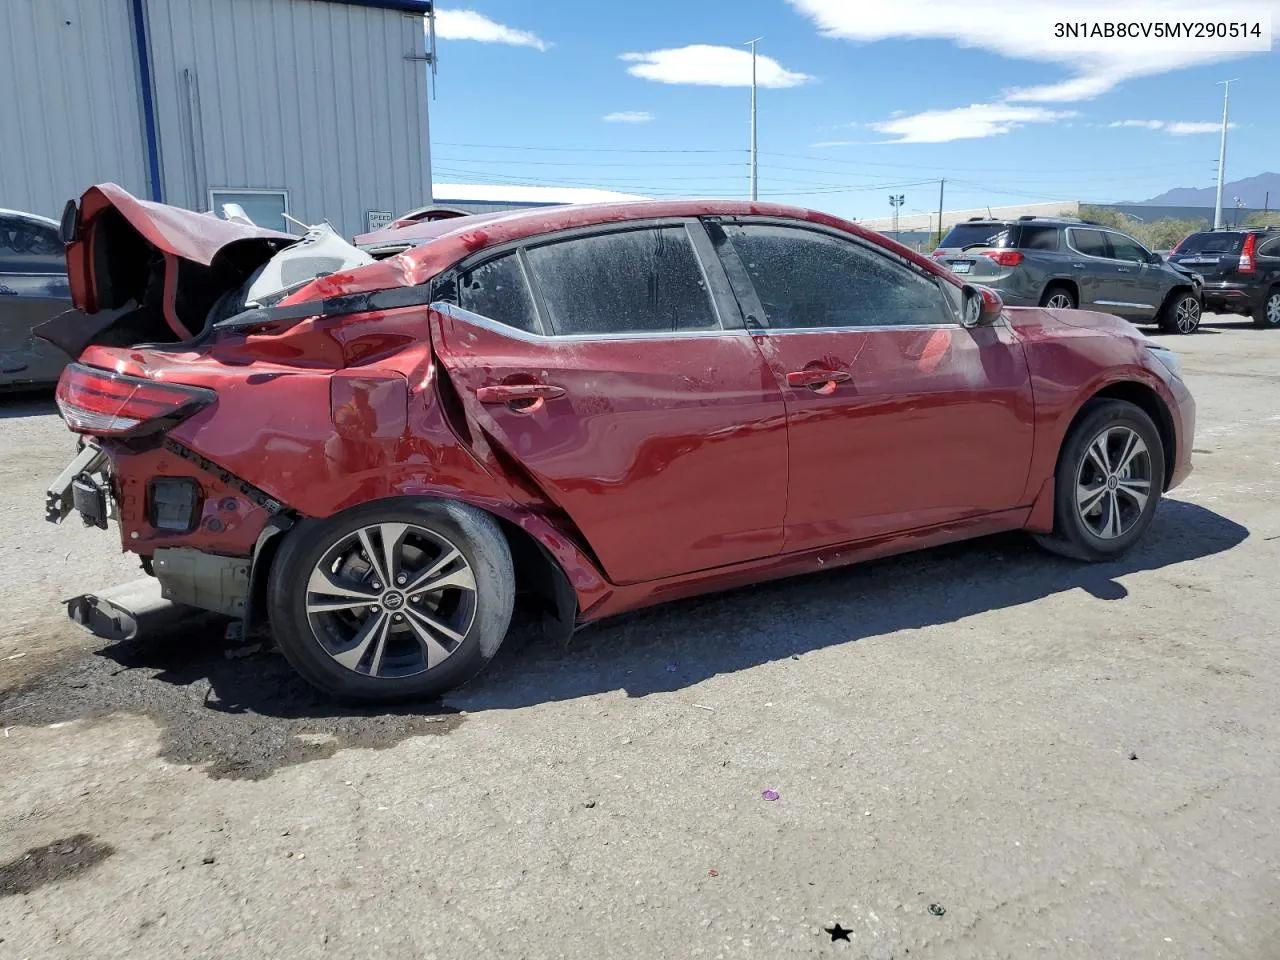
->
936 179 946 247
889 193 905 241
1214 79 1236 230
746 38 762 201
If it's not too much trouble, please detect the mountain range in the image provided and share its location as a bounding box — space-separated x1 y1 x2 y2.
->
1135 172 1280 208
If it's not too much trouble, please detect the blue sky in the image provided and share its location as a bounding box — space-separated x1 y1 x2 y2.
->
428 1 1277 220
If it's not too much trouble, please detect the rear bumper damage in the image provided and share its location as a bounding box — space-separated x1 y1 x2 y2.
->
66 577 198 644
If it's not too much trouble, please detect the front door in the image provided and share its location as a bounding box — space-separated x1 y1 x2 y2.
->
1104 232 1164 319
709 219 1036 551
429 222 789 585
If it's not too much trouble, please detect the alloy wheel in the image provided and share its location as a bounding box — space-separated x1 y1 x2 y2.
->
1046 293 1074 309
1267 292 1280 327
1075 426 1153 540
1175 296 1201 333
304 522 477 678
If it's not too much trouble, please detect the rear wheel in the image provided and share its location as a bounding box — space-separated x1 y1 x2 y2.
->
1040 285 1077 310
1032 399 1165 562
1158 290 1202 334
1254 286 1280 329
268 499 515 702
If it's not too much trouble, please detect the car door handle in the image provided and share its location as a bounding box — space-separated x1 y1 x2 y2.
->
1116 267 1132 273
786 369 851 393
476 383 566 412
1072 262 1085 269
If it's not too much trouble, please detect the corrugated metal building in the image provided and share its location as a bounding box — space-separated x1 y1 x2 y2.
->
1 0 433 238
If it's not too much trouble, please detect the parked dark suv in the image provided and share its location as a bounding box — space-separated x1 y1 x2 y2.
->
1168 227 1280 329
932 217 1204 334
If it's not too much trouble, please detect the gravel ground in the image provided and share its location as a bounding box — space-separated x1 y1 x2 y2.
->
1 315 1277 959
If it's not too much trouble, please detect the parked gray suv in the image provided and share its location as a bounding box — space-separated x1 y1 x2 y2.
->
932 217 1205 334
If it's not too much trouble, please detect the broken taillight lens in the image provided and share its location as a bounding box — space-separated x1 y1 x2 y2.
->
55 364 215 437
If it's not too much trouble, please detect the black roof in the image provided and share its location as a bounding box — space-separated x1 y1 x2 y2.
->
317 0 432 13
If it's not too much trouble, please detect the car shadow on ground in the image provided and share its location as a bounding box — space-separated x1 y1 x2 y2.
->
0 498 1248 779
457 498 1247 710
0 391 56 419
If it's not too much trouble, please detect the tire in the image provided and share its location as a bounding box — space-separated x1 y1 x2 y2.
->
267 498 515 702
1157 290 1202 334
1032 399 1165 562
1039 285 1077 310
1253 285 1280 329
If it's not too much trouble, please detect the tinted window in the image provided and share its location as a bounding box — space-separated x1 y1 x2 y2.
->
1070 229 1110 258
1017 226 1060 251
0 215 62 263
938 222 1013 249
525 226 719 336
1107 233 1148 262
1176 232 1245 255
458 253 539 334
1258 236 1280 259
724 224 953 329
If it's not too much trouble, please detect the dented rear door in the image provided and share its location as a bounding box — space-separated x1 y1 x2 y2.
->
428 222 789 585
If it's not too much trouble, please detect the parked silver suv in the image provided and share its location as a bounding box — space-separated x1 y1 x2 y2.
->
932 217 1205 334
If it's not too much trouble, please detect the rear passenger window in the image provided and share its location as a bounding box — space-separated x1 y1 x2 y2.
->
459 254 539 334
1258 236 1280 259
1018 226 1060 251
524 226 720 336
1070 229 1110 258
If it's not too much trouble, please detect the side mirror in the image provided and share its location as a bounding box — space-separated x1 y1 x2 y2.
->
961 283 1003 327
59 199 78 245
1148 251 1164 264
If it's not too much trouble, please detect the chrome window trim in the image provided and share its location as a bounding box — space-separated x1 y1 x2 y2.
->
432 302 752 344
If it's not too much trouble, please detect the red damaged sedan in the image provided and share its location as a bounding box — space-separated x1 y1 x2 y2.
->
44 184 1194 701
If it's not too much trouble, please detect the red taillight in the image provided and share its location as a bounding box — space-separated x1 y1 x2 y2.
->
930 249 946 259
55 364 215 437
1239 233 1257 274
980 250 1024 267
1169 235 1189 256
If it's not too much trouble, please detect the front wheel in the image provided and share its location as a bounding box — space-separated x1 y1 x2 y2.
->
1032 399 1165 562
1158 291 1202 334
268 499 515 702
1254 286 1280 329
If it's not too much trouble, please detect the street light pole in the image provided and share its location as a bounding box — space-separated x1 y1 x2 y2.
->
1214 79 1236 230
746 38 762 201
889 193 905 241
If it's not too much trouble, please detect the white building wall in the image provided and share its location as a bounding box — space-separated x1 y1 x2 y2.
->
0 0 150 218
144 0 433 237
1 0 432 236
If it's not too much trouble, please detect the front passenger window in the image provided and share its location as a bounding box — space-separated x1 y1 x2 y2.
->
722 223 953 329
1108 234 1148 262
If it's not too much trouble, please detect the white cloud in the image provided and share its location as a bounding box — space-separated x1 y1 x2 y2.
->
620 45 811 88
870 103 1076 143
1110 119 1237 134
787 0 1275 101
603 111 655 123
434 9 549 51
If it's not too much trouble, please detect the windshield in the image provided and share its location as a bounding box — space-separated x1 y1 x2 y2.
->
938 223 1012 250
1176 232 1245 256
